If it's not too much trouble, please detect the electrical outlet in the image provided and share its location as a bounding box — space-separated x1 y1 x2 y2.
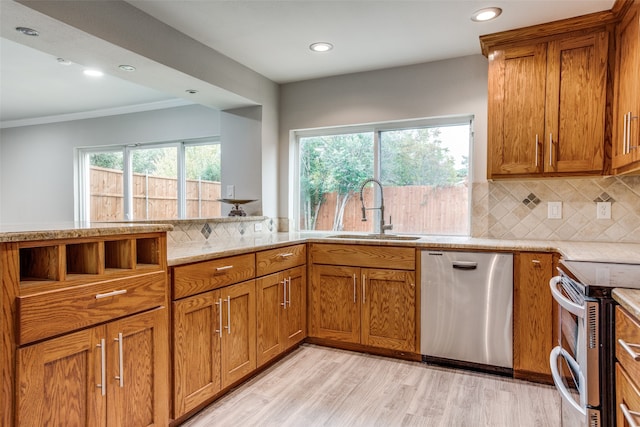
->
254 223 263 232
547 202 562 219
597 202 611 219
226 184 235 198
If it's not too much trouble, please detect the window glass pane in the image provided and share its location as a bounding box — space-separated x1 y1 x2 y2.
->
185 144 222 218
89 151 124 221
299 133 374 231
132 146 178 220
380 125 470 235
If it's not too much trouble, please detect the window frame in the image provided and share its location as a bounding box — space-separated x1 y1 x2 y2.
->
290 115 474 235
75 136 220 221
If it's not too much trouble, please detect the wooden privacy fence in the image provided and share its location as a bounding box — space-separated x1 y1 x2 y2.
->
313 184 469 235
90 166 221 220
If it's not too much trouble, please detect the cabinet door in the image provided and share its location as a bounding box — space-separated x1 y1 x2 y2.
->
16 327 105 427
613 2 640 171
256 273 285 366
545 32 607 173
221 280 256 387
283 265 307 349
513 252 554 381
487 43 547 177
107 308 168 427
309 265 360 343
173 291 222 418
361 269 416 352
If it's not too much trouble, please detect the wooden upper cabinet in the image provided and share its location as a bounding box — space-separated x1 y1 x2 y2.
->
545 32 608 173
488 43 547 177
485 28 609 179
613 0 640 173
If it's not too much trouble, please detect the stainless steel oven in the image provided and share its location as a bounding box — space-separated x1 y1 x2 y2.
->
550 271 602 427
550 260 640 427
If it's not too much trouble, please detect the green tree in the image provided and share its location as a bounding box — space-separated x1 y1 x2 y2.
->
90 152 123 170
300 133 373 231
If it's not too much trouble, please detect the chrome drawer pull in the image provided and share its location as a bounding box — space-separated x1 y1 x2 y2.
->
278 253 294 259
619 339 640 361
95 289 127 299
620 403 640 427
215 265 234 272
215 298 223 338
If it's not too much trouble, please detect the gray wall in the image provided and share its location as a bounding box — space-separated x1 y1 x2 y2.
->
0 104 220 223
278 54 489 219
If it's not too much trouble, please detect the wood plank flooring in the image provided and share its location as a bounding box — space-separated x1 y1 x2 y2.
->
183 344 561 427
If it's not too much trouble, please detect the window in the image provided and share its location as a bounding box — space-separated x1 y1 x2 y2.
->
294 117 471 235
77 138 221 221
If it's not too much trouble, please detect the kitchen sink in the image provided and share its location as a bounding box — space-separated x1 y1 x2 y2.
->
326 234 422 241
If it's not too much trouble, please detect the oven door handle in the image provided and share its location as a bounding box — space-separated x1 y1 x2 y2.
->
550 276 585 317
550 346 587 416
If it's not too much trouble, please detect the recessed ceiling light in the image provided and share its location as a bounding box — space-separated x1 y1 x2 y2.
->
83 69 104 77
309 42 333 52
15 26 39 36
471 7 502 22
118 65 136 72
185 89 198 94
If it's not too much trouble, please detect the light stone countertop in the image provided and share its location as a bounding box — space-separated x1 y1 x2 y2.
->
613 288 640 319
167 232 640 266
0 222 173 242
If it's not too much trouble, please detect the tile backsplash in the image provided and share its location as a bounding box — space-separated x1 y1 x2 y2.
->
472 176 640 243
167 217 277 244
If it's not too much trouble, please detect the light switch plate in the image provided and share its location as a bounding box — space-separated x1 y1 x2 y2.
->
226 184 235 198
547 201 562 219
597 202 611 219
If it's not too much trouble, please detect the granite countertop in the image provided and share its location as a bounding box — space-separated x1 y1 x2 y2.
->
166 232 640 266
613 288 640 319
0 222 173 242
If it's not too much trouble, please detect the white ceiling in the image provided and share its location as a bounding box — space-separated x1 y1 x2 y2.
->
0 0 616 127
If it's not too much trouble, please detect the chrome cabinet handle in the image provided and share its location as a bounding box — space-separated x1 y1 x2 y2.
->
531 259 541 264
225 296 231 334
362 274 366 304
95 289 127 299
215 265 234 272
96 338 106 396
624 112 629 155
549 133 553 166
619 338 640 361
114 332 124 387
631 114 639 151
278 253 294 260
287 276 292 307
215 298 223 338
535 134 539 167
353 274 356 303
281 278 287 308
620 403 640 427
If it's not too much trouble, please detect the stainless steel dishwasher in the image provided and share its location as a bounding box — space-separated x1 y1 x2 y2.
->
421 250 513 369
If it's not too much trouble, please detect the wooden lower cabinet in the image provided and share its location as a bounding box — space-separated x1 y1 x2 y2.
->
172 280 256 419
16 308 168 427
616 305 640 426
256 266 306 366
513 252 555 382
310 264 416 353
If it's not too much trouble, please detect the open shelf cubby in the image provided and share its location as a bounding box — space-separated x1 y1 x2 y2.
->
104 239 134 270
66 242 101 275
136 237 160 266
19 246 62 283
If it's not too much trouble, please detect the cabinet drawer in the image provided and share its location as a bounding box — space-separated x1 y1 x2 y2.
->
310 244 415 270
17 270 166 345
256 244 306 276
617 363 640 426
173 253 255 299
616 306 640 381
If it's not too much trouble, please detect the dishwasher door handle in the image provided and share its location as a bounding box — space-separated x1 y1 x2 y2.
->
452 261 478 270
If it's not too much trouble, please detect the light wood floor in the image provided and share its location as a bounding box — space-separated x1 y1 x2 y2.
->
183 344 561 427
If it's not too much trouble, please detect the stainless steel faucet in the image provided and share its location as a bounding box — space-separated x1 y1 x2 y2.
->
359 178 393 234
